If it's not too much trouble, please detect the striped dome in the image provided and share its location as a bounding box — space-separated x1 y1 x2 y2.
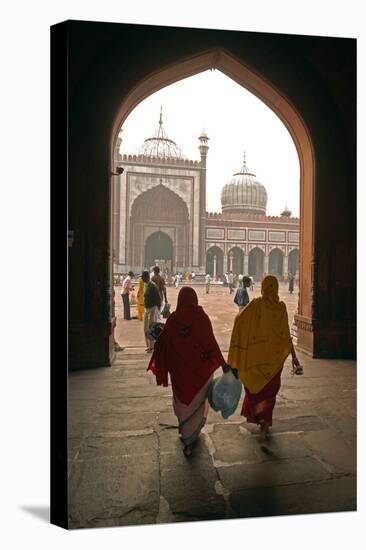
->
221 153 267 215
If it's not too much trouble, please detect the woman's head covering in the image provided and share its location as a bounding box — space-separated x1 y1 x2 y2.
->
176 286 198 309
261 275 279 303
228 276 292 394
148 286 224 405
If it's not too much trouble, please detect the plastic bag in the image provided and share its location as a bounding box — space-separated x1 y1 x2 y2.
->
130 291 136 306
161 303 171 319
146 322 165 342
208 370 243 419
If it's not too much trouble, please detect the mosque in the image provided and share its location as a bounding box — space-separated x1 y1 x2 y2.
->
113 110 299 280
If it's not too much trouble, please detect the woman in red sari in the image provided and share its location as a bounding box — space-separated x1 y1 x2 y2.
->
148 286 228 457
228 275 301 440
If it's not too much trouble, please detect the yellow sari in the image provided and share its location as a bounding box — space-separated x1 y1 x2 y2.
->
136 276 145 321
228 275 292 394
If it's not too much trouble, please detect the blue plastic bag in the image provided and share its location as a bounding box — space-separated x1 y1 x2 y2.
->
208 370 243 419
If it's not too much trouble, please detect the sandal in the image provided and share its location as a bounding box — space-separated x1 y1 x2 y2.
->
290 364 304 375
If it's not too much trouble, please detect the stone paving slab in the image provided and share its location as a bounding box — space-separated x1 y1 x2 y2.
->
229 476 356 518
217 456 331 493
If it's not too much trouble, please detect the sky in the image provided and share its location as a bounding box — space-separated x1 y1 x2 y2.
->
120 69 300 217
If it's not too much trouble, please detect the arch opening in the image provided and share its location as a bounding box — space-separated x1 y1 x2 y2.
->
110 47 315 353
206 246 224 278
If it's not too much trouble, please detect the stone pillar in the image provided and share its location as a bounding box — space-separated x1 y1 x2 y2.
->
213 255 217 278
284 254 289 275
243 254 248 275
264 255 269 274
199 131 209 269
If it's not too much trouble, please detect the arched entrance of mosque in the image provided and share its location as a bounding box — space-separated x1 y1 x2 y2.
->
130 184 190 270
228 247 244 275
288 248 299 276
145 232 173 271
106 48 316 361
269 248 284 276
206 246 224 278
248 247 264 281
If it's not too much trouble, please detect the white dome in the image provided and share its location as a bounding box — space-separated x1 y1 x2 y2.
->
221 153 267 215
137 108 184 160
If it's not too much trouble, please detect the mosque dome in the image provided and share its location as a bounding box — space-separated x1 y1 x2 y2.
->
137 107 185 160
221 152 268 215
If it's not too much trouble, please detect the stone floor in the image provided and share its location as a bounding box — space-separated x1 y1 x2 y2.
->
68 284 356 528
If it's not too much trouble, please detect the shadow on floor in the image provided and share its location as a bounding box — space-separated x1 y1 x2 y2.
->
20 506 49 523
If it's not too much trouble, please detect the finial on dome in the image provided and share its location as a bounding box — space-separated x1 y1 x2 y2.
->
159 105 163 126
281 203 292 217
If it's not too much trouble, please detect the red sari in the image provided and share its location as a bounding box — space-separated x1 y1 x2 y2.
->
148 287 225 444
241 368 283 427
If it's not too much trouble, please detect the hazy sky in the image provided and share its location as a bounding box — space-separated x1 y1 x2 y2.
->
120 69 300 217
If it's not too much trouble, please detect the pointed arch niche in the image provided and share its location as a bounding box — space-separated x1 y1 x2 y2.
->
110 49 315 354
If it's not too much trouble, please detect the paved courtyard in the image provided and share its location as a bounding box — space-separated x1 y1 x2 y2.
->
67 283 356 528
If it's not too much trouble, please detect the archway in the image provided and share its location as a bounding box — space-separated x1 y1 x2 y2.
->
269 248 284 276
206 246 224 278
288 248 299 276
129 184 189 270
111 49 315 346
228 247 244 275
145 231 173 271
248 247 264 281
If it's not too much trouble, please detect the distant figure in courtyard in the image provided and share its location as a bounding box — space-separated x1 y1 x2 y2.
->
174 273 180 288
233 275 251 312
136 274 145 321
205 273 211 294
249 276 254 291
288 273 295 294
228 271 234 294
151 265 168 319
148 287 229 457
121 271 134 320
141 270 161 353
228 275 301 440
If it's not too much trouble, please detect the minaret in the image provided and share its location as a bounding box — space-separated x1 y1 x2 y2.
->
198 130 209 270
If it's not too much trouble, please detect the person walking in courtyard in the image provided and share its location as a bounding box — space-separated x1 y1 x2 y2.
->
136 274 145 321
121 271 134 320
233 275 251 312
174 273 180 288
148 287 229 457
142 270 161 353
228 275 301 440
205 273 211 294
228 270 234 294
288 272 295 294
151 265 168 319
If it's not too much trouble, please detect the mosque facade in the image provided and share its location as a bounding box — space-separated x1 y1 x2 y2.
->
113 112 299 280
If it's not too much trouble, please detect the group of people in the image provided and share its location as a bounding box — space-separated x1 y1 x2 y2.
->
121 266 169 353
147 275 301 457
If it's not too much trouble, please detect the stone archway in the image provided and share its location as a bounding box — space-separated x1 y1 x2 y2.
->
288 248 299 276
110 48 315 354
269 248 284 276
145 231 173 271
129 184 190 270
228 247 244 275
248 247 264 281
206 246 224 278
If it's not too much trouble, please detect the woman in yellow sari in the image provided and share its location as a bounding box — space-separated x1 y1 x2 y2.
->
136 275 145 321
228 275 301 439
